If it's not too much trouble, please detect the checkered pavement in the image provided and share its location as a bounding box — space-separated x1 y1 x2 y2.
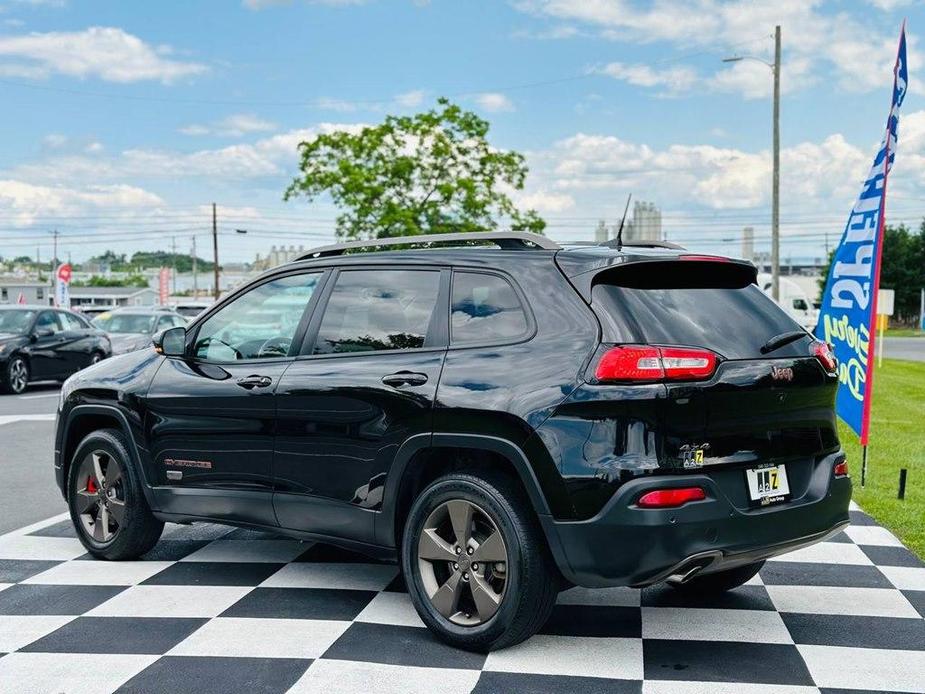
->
0 502 922 694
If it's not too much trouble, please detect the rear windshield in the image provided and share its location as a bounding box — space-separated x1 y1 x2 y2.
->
591 262 807 359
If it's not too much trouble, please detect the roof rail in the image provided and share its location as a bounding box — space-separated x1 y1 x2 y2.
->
296 231 560 259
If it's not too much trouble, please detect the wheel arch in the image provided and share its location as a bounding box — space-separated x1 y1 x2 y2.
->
60 405 156 508
378 433 557 549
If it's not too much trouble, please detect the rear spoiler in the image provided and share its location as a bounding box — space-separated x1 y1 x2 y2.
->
557 254 758 303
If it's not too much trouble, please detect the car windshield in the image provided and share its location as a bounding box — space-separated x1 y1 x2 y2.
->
92 313 157 334
0 309 36 334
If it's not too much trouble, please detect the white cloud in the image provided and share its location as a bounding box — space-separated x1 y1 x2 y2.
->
9 124 370 183
42 133 67 148
594 62 697 94
473 92 515 112
314 96 362 112
395 89 426 108
512 189 575 212
0 179 163 226
84 141 103 153
0 26 208 83
516 1 910 98
180 113 278 138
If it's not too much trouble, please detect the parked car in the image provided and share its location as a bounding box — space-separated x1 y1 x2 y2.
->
54 232 850 651
0 305 112 394
172 300 213 318
91 307 187 355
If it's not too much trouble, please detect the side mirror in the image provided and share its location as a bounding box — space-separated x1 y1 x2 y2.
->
33 328 53 340
154 326 186 357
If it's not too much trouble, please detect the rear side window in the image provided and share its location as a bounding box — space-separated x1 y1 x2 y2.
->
592 261 804 359
313 270 440 354
451 271 528 345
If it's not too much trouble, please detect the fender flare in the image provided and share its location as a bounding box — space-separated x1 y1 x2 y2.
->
60 404 158 509
375 432 554 547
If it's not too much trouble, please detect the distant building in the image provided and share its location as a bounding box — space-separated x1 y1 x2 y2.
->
69 286 158 310
0 281 49 305
594 220 608 243
254 245 307 271
621 201 662 243
742 227 755 261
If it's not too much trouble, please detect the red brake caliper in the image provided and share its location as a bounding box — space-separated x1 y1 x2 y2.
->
86 476 97 494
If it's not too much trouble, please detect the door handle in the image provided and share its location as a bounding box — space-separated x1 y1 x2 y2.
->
381 371 428 387
236 374 273 389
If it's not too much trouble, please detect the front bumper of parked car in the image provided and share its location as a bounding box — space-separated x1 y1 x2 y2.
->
541 450 852 588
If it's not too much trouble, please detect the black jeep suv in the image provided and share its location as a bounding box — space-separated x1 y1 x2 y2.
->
54 231 851 651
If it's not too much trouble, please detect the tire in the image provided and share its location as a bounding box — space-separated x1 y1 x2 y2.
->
668 560 765 594
67 428 164 560
402 471 558 652
89 351 104 366
2 355 29 394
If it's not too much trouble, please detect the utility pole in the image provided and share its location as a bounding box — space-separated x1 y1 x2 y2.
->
170 236 178 295
191 236 198 299
771 25 781 301
51 229 59 273
212 203 220 299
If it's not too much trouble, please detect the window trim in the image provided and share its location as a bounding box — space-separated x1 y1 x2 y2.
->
186 268 330 366
448 268 536 350
297 265 450 360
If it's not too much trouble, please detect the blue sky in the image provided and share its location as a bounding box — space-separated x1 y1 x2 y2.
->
0 0 922 263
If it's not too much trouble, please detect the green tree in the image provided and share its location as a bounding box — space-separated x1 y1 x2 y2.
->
284 98 545 239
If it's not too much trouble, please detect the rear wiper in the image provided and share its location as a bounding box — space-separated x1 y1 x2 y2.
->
760 330 808 355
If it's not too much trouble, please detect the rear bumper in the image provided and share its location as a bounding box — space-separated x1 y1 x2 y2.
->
542 450 852 588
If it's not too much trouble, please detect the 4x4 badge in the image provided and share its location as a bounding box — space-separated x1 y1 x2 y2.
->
680 443 710 469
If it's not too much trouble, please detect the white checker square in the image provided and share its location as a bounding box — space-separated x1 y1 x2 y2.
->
642 607 793 644
0 535 87 561
767 541 872 566
878 565 925 591
290 659 481 694
798 644 925 693
0 615 75 652
180 539 308 563
167 617 351 659
483 635 643 680
354 591 425 628
767 585 921 618
86 585 253 618
0 652 158 694
261 562 398 591
22 559 173 586
845 525 904 547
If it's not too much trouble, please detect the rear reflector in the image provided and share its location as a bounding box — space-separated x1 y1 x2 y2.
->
637 487 706 508
595 345 717 382
834 459 849 477
812 341 837 373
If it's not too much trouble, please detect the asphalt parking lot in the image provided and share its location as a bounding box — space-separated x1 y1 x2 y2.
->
0 384 923 693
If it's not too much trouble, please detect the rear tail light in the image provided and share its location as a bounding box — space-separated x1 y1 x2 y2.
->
637 487 706 508
812 341 837 374
595 345 718 382
834 459 849 477
680 254 731 263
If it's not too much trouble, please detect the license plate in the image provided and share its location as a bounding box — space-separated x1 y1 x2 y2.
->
745 464 790 505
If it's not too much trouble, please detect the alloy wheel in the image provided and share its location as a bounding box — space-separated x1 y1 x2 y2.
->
73 450 126 543
417 498 508 626
9 359 27 393
90 353 102 365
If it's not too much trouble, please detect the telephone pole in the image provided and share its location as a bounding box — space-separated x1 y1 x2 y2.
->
170 236 178 295
212 203 220 299
51 229 59 273
191 236 198 299
771 24 781 301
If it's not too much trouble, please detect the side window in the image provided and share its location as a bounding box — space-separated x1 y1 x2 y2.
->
451 272 528 345
312 270 440 354
194 273 321 362
59 312 87 330
35 311 62 333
